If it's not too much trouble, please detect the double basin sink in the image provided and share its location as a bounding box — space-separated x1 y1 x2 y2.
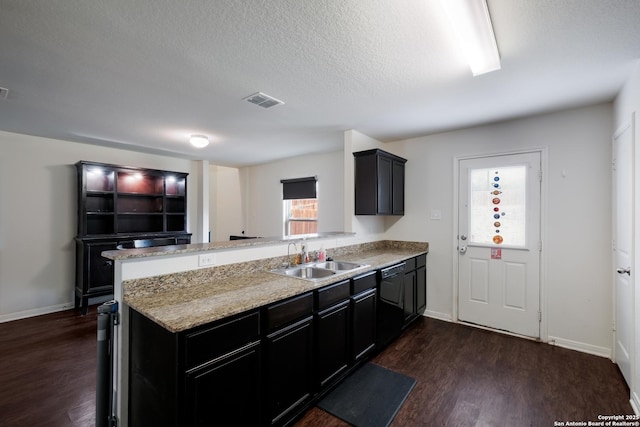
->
270 260 369 282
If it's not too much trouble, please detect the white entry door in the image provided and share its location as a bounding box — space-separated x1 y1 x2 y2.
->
613 119 634 387
458 152 541 338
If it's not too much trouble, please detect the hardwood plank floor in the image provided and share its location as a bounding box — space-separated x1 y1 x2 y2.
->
296 317 635 426
0 310 633 426
0 308 97 427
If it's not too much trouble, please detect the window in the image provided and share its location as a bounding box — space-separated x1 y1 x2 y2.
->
281 177 318 236
468 165 527 247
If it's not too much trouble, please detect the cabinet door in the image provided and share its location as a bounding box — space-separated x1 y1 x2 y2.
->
185 342 261 427
392 159 405 215
266 316 314 425
403 270 416 325
377 154 393 215
352 288 376 362
416 265 426 315
316 300 350 389
86 242 116 292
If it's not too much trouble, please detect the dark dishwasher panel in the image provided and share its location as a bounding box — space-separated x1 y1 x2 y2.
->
377 263 406 348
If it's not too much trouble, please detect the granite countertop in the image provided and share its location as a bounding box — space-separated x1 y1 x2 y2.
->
124 240 428 333
102 231 355 260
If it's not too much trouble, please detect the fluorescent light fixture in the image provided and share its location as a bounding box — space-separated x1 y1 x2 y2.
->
190 134 209 148
440 0 500 76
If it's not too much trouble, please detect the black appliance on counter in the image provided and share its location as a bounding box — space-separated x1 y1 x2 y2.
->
377 262 406 348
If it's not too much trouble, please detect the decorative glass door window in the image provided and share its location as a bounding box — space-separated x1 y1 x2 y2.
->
469 165 527 247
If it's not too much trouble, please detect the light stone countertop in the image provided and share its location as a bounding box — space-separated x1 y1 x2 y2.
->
124 240 428 333
102 231 355 260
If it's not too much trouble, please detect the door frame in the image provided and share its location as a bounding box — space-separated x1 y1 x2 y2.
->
612 114 636 390
452 147 549 342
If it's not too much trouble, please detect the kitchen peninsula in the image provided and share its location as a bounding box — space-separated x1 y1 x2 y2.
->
103 233 428 426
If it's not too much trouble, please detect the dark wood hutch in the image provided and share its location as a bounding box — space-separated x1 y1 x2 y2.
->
74 161 191 314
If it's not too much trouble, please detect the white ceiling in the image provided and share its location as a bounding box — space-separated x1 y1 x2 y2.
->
1 0 639 166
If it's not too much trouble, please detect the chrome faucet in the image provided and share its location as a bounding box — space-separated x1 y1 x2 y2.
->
287 242 298 268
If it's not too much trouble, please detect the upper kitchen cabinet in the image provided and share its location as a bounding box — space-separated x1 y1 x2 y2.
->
75 161 191 314
353 149 407 215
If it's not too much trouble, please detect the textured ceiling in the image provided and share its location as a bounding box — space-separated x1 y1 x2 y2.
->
1 0 639 166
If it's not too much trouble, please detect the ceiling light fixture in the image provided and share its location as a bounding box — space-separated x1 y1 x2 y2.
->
439 0 500 76
190 134 209 148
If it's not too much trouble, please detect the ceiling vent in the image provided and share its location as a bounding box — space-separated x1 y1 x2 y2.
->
243 92 284 108
0 87 8 99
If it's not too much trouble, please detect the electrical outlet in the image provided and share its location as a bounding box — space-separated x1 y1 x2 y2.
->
198 253 216 267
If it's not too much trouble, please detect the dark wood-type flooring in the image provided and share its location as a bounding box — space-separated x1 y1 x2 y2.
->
297 318 634 426
0 309 633 426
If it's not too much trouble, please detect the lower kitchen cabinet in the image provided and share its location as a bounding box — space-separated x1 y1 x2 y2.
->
315 280 351 389
416 263 426 315
185 342 261 426
352 288 377 361
128 309 261 427
127 253 426 426
403 254 427 328
403 269 417 325
351 271 377 362
265 293 314 426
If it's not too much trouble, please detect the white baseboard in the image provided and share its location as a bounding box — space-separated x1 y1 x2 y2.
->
423 310 453 322
547 335 611 358
0 302 75 323
417 317 612 360
631 392 640 416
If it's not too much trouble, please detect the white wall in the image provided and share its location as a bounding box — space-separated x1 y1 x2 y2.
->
0 130 201 321
243 151 344 237
383 103 613 356
209 164 246 241
613 60 640 411
344 130 385 238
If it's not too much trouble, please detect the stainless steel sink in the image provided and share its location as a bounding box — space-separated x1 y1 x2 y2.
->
313 261 365 271
281 266 336 280
269 260 369 282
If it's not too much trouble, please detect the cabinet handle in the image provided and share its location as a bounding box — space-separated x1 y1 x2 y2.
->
105 260 113 267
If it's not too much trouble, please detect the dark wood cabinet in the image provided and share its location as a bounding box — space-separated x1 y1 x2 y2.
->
75 161 191 314
403 254 427 328
416 265 426 315
351 272 377 362
265 293 314 426
403 269 417 324
127 254 425 426
315 280 351 389
353 149 407 215
185 342 261 427
129 309 261 427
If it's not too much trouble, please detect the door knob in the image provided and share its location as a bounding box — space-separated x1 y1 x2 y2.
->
460 235 467 241
617 267 631 276
459 246 467 254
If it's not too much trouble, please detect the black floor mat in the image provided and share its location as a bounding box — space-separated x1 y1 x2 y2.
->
317 363 416 427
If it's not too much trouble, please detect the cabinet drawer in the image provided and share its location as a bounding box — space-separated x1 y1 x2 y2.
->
185 311 260 370
416 254 426 268
266 292 313 332
404 257 416 271
351 271 377 295
316 280 350 310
